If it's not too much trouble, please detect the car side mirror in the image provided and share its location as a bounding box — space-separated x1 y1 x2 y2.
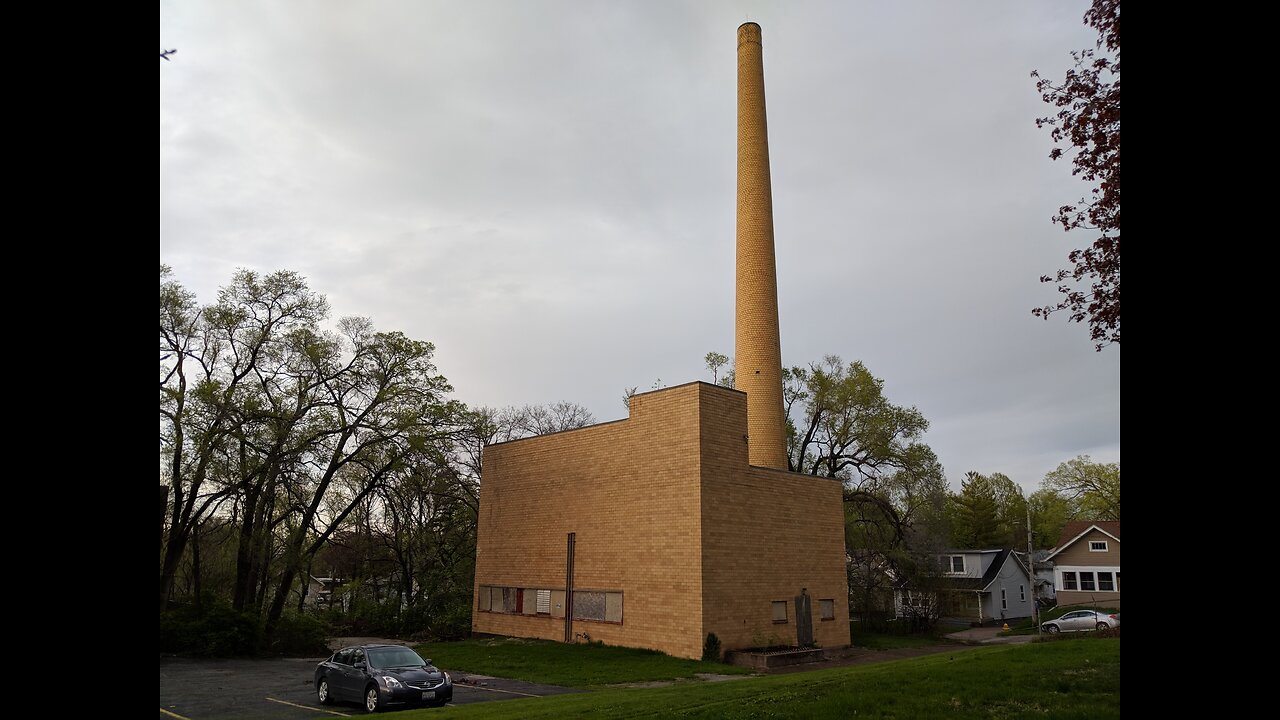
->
423 659 433 666
354 661 367 670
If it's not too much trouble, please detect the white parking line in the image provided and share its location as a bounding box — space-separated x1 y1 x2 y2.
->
160 709 193 720
265 697 352 717
457 684 543 698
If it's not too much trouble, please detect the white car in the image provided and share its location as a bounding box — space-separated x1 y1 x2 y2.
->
1041 609 1120 633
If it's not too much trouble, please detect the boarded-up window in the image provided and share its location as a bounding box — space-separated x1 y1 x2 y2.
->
503 587 517 613
819 599 834 621
536 589 552 614
570 591 623 623
605 592 623 623
772 601 788 623
478 586 492 612
574 591 607 621
551 590 566 618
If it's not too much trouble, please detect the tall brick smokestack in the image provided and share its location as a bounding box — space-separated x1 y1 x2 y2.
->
735 22 787 470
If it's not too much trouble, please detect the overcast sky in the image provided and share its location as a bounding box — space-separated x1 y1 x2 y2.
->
160 0 1119 494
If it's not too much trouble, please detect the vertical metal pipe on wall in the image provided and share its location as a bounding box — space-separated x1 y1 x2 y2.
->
564 532 576 643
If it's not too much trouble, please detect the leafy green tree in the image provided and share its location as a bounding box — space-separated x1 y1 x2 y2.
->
1042 455 1120 520
988 473 1029 549
782 355 947 621
160 266 329 609
950 472 1004 548
1028 488 1074 549
704 351 729 384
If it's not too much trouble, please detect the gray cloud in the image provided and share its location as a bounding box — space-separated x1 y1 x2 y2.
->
161 0 1119 493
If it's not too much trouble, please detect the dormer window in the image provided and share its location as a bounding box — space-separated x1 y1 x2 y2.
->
944 555 965 573
1089 540 1109 552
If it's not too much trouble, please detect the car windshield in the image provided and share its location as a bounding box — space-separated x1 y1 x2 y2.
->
367 647 427 669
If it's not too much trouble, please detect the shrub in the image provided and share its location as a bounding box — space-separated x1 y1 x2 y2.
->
269 612 331 656
160 604 259 656
702 632 722 662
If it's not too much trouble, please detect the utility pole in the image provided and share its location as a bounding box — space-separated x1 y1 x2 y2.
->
1027 504 1040 636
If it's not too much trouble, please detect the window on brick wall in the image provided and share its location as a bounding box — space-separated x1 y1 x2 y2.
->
481 586 599 618
819 599 835 621
572 590 623 623
772 601 788 623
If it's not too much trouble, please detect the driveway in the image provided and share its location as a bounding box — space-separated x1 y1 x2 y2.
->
944 626 1036 645
159 655 582 719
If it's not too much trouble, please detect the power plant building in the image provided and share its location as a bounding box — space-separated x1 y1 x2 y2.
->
471 23 850 660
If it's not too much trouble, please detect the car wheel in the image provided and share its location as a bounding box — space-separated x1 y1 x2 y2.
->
1096 622 1109 631
317 678 333 705
365 685 381 713
1045 624 1060 633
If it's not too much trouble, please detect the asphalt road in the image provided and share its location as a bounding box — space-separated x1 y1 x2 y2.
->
159 656 582 719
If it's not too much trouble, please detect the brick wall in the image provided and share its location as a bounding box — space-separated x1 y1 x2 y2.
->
698 384 850 651
473 383 706 658
473 382 849 659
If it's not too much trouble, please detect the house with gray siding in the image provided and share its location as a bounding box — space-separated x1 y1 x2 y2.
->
895 549 1034 625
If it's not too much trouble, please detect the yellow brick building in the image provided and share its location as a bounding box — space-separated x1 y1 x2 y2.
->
472 381 850 659
472 23 849 660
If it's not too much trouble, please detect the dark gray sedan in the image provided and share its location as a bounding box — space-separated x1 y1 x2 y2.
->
315 644 453 712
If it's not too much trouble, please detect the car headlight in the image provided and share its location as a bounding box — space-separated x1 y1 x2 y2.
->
444 672 451 683
381 676 403 689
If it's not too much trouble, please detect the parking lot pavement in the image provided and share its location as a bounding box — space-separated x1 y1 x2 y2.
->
159 656 583 719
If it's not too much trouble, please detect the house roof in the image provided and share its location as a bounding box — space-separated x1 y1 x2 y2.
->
1046 521 1120 561
933 549 1030 592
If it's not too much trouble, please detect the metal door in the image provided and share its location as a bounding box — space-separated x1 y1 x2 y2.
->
795 590 813 646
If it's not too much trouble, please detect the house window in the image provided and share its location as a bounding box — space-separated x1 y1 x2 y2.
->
478 586 492 612
1001 588 1007 610
1097 572 1115 592
536 589 551 614
1089 540 1109 552
573 590 623 623
1020 585 1025 601
1062 572 1077 591
772 601 788 623
1079 572 1096 592
820 599 835 621
944 555 965 574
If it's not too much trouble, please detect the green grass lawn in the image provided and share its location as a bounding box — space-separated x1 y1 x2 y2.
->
399 637 1119 719
849 630 948 650
414 637 752 686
